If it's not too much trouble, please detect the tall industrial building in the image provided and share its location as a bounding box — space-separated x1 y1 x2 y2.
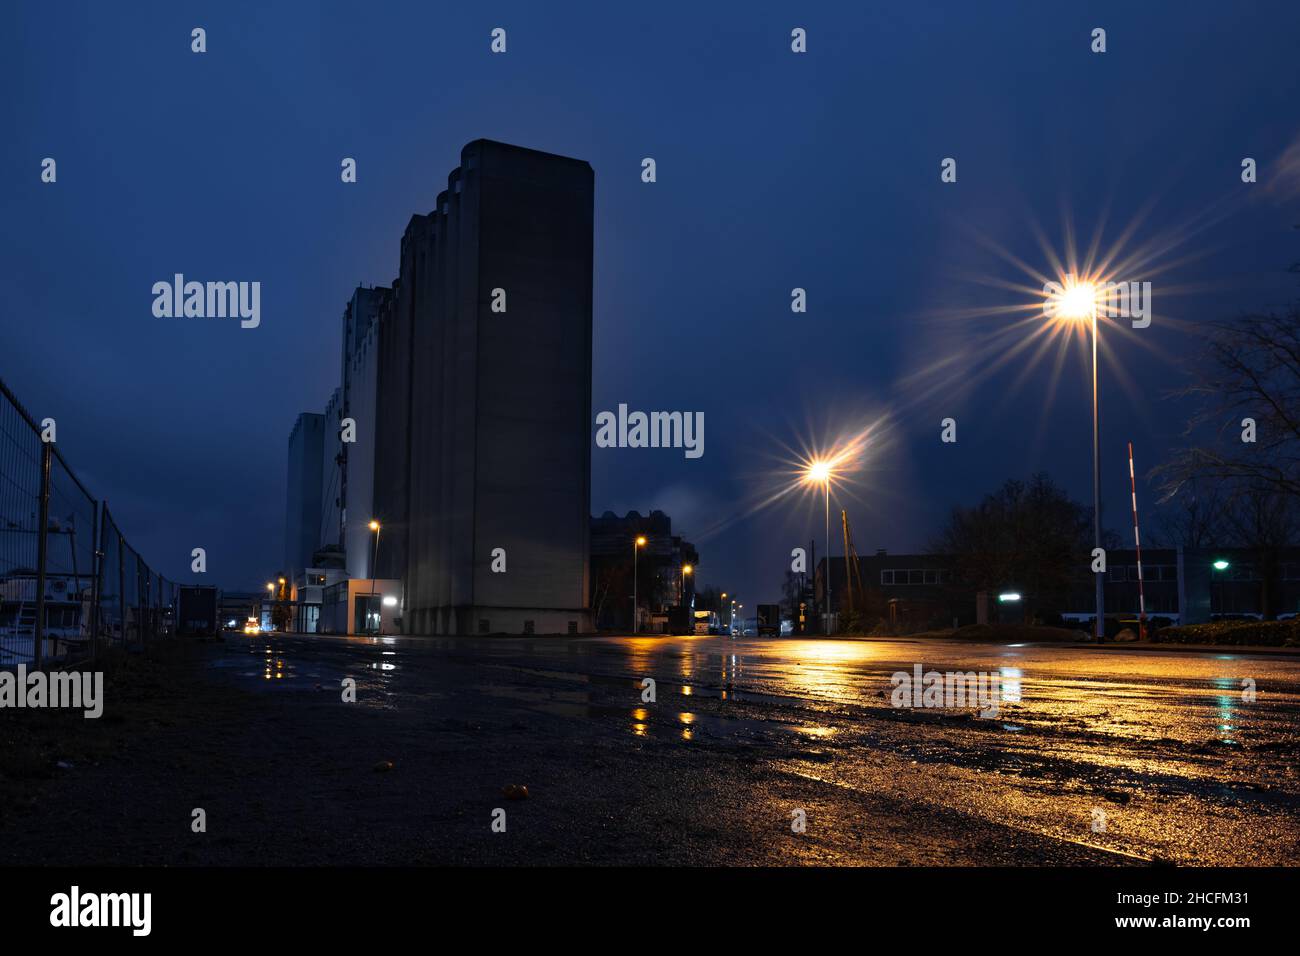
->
284 412 325 576
285 139 593 635
401 140 593 635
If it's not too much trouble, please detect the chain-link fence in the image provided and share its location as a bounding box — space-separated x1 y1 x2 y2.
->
1 376 178 668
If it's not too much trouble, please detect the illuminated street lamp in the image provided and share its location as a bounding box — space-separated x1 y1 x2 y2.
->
1048 277 1105 641
680 563 693 606
633 535 647 634
1212 558 1230 618
803 459 834 635
368 520 381 635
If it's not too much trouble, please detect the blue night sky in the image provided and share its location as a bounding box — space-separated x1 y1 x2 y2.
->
5 1 1300 602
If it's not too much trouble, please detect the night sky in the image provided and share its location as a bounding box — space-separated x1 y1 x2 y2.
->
5 1 1300 604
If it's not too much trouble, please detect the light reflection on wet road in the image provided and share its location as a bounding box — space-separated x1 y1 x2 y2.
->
213 632 1300 864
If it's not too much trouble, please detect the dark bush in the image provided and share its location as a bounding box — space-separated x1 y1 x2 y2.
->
1153 619 1300 646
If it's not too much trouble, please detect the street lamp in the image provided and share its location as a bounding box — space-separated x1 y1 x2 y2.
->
633 535 647 634
368 520 381 635
803 459 834 635
681 564 693 605
1212 559 1230 618
1049 276 1105 641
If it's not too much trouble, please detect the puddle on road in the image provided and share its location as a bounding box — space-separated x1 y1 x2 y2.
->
474 684 836 745
206 641 397 686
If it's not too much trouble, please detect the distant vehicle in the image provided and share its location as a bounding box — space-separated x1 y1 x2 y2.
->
757 604 781 637
243 618 260 635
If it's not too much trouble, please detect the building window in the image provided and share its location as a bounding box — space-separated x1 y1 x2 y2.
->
523 620 535 635
923 569 938 585
568 621 577 634
881 570 894 585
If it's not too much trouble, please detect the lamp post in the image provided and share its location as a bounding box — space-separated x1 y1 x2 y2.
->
368 520 381 635
633 535 647 634
1052 279 1105 642
680 564 693 606
1212 558 1230 619
804 460 833 635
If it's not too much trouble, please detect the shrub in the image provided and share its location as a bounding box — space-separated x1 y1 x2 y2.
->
1153 619 1300 647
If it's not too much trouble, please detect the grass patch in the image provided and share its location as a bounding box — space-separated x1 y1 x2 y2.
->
0 639 207 824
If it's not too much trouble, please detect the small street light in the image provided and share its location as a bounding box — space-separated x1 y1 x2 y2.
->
633 535 647 634
368 520 381 635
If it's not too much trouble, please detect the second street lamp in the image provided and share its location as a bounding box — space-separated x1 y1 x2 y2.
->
804 459 833 635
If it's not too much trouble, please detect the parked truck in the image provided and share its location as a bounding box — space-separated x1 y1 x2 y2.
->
757 604 781 637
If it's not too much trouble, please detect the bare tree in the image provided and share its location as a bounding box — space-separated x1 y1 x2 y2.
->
1150 476 1228 548
931 473 1092 622
1158 303 1300 498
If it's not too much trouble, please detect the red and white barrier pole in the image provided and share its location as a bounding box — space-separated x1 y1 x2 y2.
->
1128 441 1146 639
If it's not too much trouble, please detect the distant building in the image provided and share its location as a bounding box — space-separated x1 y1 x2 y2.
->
814 546 1300 631
340 287 388 580
284 412 325 579
816 552 967 631
590 510 699 632
319 387 343 549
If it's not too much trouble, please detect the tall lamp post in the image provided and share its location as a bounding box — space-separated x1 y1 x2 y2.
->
804 460 834 635
368 520 381 635
680 564 693 605
633 535 647 634
1052 279 1105 641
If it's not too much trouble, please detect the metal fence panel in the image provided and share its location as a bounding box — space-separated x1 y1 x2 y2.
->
1 376 179 667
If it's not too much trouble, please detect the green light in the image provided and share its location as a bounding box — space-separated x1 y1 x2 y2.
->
997 592 1021 603
1213 559 1230 571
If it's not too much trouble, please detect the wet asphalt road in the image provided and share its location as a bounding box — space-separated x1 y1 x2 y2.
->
10 632 1299 866
189 631 1300 866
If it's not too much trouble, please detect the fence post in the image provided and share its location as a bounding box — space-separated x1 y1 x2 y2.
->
117 526 125 650
138 560 146 650
90 500 102 664
33 443 52 669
